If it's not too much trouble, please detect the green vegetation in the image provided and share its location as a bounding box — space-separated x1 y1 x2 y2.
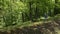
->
0 0 60 34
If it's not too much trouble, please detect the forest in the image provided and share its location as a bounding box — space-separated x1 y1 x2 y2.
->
0 0 60 34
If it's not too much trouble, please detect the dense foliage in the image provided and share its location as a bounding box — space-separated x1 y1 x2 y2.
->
0 0 60 30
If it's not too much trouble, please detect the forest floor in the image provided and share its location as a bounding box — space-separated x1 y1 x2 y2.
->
0 20 59 34
0 15 60 34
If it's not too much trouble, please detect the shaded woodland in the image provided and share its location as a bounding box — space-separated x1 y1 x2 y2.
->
0 0 60 34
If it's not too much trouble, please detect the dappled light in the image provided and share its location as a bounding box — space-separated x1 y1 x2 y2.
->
0 0 60 34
